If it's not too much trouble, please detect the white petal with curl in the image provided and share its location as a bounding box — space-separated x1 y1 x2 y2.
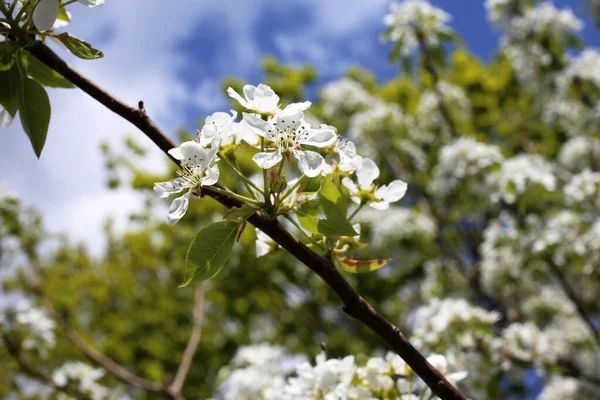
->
77 0 106 6
227 87 251 109
295 150 324 178
375 180 407 203
201 165 220 186
154 178 187 198
298 127 337 147
356 158 380 188
167 191 191 225
342 177 359 195
33 0 59 31
253 151 283 169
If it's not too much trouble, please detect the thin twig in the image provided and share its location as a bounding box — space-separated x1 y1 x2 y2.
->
27 41 467 400
25 263 167 394
168 283 205 399
546 258 600 342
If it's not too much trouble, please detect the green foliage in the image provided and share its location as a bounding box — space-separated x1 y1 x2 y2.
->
55 33 104 60
16 69 51 158
20 50 74 88
182 221 241 286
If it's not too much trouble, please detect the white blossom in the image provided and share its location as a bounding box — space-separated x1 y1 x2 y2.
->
52 362 108 400
255 229 275 258
228 83 310 115
320 78 374 119
154 140 220 225
488 154 556 203
564 169 600 205
383 0 452 56
558 137 600 171
244 105 337 177
322 138 363 175
342 158 407 210
0 301 56 352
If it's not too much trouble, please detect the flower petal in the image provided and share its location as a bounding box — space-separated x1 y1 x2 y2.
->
369 200 390 210
0 108 14 128
234 119 259 145
288 101 312 111
168 146 184 160
356 158 380 188
201 165 220 186
297 126 337 147
33 0 59 31
253 151 283 169
342 177 359 195
154 178 187 198
227 87 250 109
254 84 280 112
294 150 324 178
275 105 304 130
77 0 106 6
375 179 407 203
243 113 272 139
167 191 191 225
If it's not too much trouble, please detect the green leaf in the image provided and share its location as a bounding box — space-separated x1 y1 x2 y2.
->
0 42 16 71
0 66 20 116
55 33 104 60
334 256 390 274
296 199 321 234
20 51 74 88
17 72 51 158
318 178 357 237
56 7 71 24
181 221 240 286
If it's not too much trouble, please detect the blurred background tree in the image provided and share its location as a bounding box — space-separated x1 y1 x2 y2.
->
1 0 600 399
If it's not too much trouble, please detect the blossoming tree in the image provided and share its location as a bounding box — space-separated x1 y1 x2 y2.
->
1 0 600 399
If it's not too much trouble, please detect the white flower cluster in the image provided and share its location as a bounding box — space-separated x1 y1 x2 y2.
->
484 0 521 24
52 362 109 400
416 82 471 135
488 154 556 204
479 213 527 299
410 298 501 351
432 137 504 196
218 343 466 400
558 49 600 91
154 84 407 226
0 300 56 353
564 169 600 206
539 377 600 400
501 322 554 367
320 78 374 120
357 207 437 247
383 0 453 56
558 137 600 171
508 2 583 41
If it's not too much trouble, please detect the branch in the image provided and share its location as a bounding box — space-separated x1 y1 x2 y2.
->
414 27 458 138
26 41 468 400
168 282 205 399
546 258 600 343
26 267 166 394
2 334 83 398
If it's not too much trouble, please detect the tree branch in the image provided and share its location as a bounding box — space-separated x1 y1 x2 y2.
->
24 262 167 395
2 334 84 398
546 258 600 343
26 41 467 400
168 282 205 399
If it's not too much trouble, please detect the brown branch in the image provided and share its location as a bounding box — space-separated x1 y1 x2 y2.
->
26 41 468 400
26 267 166 394
414 27 458 138
546 258 600 342
2 334 85 399
168 282 205 399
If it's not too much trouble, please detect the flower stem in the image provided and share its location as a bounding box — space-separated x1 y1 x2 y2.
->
202 186 262 206
348 203 364 221
261 138 271 206
283 215 323 250
280 176 304 202
218 152 263 196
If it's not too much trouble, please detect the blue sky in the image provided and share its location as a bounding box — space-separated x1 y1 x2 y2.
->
0 0 598 252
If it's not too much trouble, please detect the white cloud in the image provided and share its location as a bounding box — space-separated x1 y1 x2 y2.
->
0 0 391 257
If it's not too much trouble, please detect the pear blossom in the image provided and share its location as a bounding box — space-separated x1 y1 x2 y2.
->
0 107 13 128
33 0 105 31
197 110 257 147
342 158 408 210
153 140 219 225
322 138 363 175
243 105 337 177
